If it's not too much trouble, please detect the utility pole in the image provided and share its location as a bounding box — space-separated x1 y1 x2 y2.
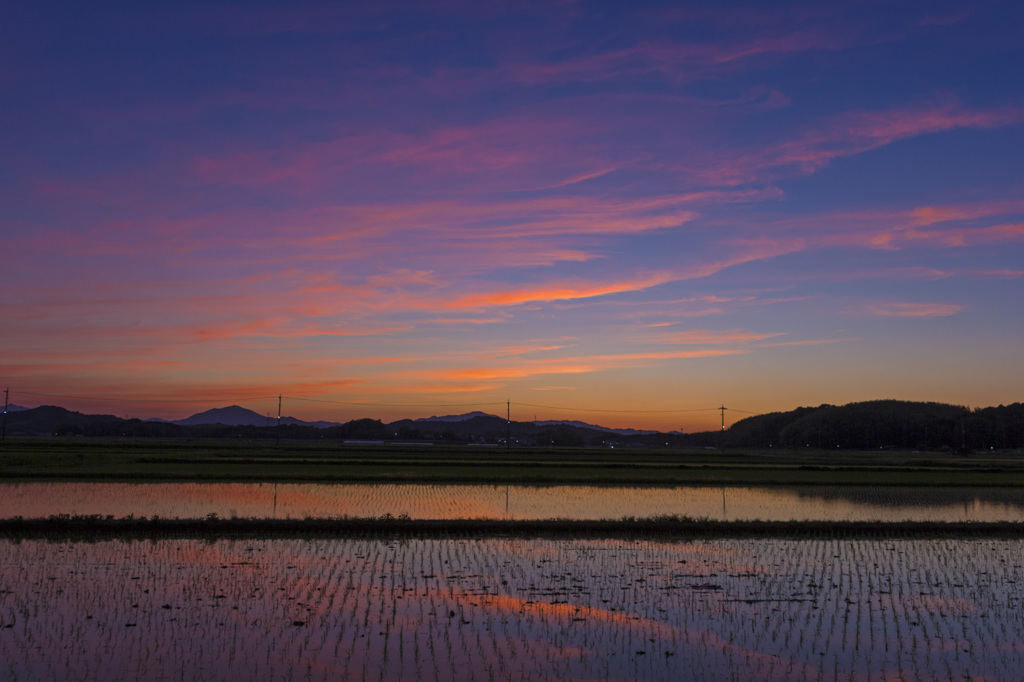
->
719 404 727 452
506 400 511 450
276 395 282 445
2 388 8 442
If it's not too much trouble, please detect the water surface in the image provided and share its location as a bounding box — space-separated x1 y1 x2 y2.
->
2 482 1023 521
1 537 1021 680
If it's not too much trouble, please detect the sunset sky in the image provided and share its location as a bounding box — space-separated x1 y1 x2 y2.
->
2 1 1022 431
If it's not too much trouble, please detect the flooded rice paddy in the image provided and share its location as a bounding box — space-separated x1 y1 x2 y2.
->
1 482 1024 522
2 536 1022 681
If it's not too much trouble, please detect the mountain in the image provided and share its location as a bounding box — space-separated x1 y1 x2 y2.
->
281 417 341 429
4 404 30 412
534 419 658 436
173 405 341 428
415 412 500 423
726 400 1024 451
4 405 121 436
173 405 273 427
6 399 1021 451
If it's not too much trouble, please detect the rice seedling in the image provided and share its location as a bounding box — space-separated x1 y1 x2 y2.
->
2 536 1023 680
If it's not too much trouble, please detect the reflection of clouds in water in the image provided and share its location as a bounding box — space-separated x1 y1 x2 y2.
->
4 538 1023 680
275 483 506 519
2 482 1024 522
905 594 979 615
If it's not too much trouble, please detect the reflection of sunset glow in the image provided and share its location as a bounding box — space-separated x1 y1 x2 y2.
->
3 537 1022 680
6 483 1024 522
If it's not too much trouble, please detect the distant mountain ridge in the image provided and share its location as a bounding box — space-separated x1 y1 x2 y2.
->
534 419 659 436
415 412 499 423
5 400 1022 451
172 405 341 428
414 413 657 436
173 405 275 427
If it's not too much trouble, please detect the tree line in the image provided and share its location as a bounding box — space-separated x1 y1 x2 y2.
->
6 400 1024 452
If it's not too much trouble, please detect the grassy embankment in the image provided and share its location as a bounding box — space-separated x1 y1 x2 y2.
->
2 437 1024 486
2 516 1023 541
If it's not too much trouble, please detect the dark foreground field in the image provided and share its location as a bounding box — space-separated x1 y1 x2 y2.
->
3 437 1024 486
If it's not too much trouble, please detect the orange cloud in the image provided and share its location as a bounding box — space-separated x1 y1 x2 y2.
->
414 348 749 383
446 272 676 309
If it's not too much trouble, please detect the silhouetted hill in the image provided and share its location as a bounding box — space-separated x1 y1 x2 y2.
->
727 400 1024 452
5 405 121 436
535 419 659 436
414 412 499 423
4 400 1022 451
174 406 277 427
173 406 340 429
390 415 510 441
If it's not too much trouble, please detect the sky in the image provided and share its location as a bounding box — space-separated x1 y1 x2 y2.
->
2 0 1022 432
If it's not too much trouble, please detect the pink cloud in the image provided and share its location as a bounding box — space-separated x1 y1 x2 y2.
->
857 302 965 318
760 337 855 347
656 329 785 345
423 316 509 325
504 30 846 86
480 343 575 359
724 198 1024 261
705 102 1024 185
188 115 618 196
967 269 1024 278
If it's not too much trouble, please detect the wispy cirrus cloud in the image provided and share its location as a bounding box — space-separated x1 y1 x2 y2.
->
444 272 677 309
502 28 850 86
714 199 1024 264
188 115 618 196
702 102 1024 185
410 348 749 383
868 222 1024 250
966 269 1024 278
855 302 965 318
760 337 856 348
655 329 785 345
